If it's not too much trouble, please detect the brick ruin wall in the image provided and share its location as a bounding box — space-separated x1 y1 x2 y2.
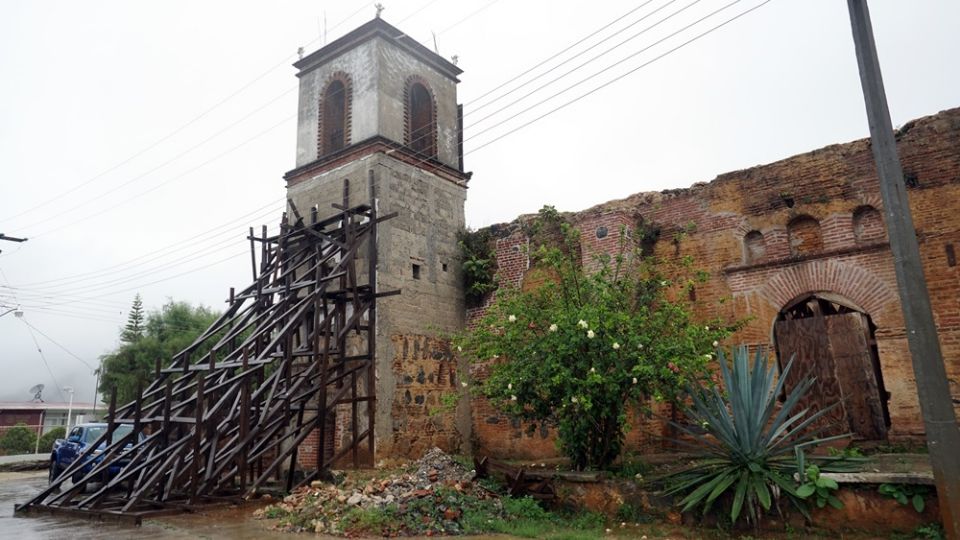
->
468 107 960 460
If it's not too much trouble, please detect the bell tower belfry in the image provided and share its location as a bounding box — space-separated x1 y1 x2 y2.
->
284 17 471 462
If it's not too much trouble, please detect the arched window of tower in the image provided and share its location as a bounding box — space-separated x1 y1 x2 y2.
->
321 79 347 155
407 82 436 158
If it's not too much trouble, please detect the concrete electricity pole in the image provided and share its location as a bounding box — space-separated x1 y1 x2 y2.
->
63 386 75 432
847 1 960 536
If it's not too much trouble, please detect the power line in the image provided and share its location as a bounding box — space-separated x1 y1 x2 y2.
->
24 114 295 240
19 221 272 292
7 222 280 306
464 0 660 107
397 0 445 25
21 319 68 402
19 316 95 371
464 0 698 127
389 0 770 175
464 0 765 150
13 91 295 237
436 0 502 36
8 199 283 289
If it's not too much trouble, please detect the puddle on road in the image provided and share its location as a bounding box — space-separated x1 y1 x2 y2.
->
0 472 302 539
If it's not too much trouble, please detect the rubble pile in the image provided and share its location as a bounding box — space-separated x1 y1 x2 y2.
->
254 448 499 536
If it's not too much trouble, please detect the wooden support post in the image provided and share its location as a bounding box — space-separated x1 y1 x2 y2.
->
191 376 204 502
239 348 249 493
366 169 377 465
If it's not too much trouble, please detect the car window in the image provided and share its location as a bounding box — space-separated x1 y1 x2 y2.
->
69 427 81 438
83 427 104 443
82 425 135 444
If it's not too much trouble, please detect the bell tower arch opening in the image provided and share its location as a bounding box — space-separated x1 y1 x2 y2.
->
406 80 436 157
773 293 890 441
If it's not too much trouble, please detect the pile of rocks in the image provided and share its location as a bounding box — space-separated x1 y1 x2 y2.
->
254 448 492 535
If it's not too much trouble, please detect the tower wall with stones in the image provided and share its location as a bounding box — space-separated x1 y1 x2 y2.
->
283 18 471 468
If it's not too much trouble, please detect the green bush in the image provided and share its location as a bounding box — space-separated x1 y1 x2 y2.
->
456 206 731 470
0 423 38 455
37 427 66 453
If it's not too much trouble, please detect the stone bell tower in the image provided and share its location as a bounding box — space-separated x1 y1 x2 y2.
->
284 17 471 462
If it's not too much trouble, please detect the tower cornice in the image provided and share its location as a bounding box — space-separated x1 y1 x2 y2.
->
294 17 462 82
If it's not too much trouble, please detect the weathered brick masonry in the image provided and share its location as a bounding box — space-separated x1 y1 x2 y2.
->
470 107 960 459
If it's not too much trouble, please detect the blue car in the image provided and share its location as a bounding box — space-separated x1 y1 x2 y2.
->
49 423 141 485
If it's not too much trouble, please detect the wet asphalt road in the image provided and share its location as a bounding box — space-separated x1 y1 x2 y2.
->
0 471 297 540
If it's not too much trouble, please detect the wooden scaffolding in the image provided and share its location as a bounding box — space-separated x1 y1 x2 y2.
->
17 177 392 523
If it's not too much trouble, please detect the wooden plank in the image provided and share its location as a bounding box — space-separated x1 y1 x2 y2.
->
825 312 888 440
774 317 848 435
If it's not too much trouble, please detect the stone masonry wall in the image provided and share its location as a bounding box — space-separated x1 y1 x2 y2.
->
287 150 469 469
469 107 960 459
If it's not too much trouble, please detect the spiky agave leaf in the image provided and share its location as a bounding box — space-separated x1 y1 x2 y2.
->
663 345 849 524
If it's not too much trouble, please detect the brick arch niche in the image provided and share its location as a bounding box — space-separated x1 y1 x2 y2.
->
787 215 822 256
853 205 885 244
743 230 765 264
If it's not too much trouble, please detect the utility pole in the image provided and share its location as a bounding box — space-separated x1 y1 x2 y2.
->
63 386 75 432
847 1 960 536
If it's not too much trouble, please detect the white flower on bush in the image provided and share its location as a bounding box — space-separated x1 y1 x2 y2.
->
612 342 620 350
508 315 517 323
632 377 638 384
549 323 558 332
511 395 517 401
461 382 468 387
508 383 513 390
587 330 596 339
705 325 710 331
578 319 588 329
637 343 644 350
712 340 719 348
571 396 579 403
457 345 463 352
660 281 667 287
492 354 499 359
704 354 712 359
589 367 596 373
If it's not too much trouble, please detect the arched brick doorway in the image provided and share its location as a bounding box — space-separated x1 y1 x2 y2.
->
773 293 890 441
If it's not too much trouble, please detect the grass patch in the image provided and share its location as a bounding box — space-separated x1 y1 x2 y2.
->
462 495 606 539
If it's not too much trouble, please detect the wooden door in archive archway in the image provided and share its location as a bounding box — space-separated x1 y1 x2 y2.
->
774 310 887 440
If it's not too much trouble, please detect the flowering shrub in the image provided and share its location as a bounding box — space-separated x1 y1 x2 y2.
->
455 207 731 470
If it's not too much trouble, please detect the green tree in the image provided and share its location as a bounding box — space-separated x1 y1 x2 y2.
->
0 423 38 455
121 294 146 343
455 207 733 470
38 426 66 453
98 300 219 404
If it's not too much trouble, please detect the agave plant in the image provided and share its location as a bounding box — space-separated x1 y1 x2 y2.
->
663 345 848 525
